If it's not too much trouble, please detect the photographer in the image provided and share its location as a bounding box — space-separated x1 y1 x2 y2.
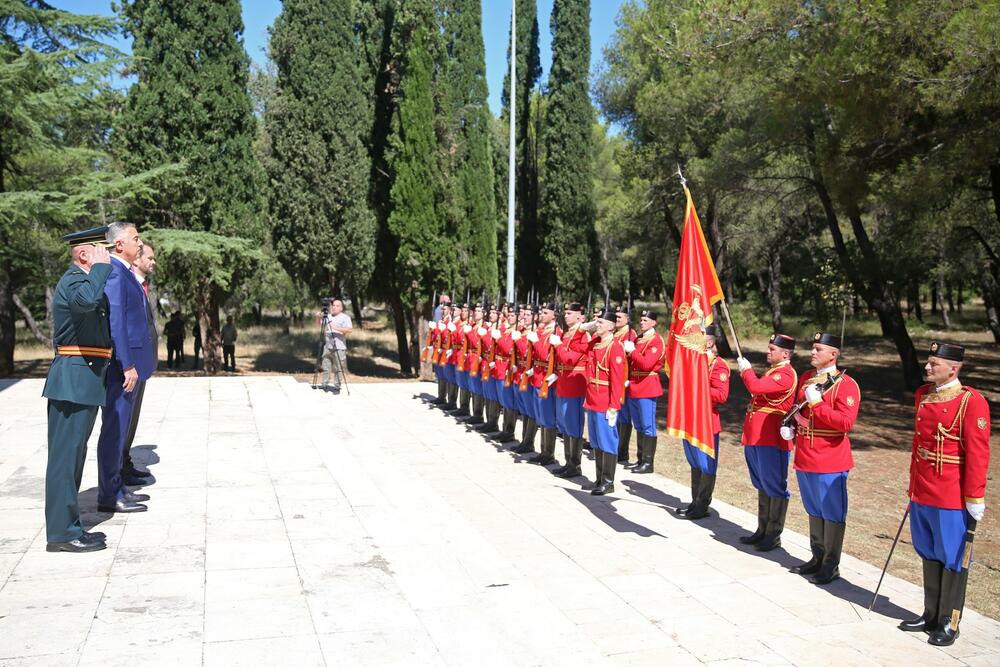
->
316 298 353 394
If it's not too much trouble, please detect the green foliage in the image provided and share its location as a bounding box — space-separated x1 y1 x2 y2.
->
114 0 265 242
265 0 377 297
142 228 264 299
538 0 596 297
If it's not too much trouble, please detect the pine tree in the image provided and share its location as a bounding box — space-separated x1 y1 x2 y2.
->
442 0 497 291
266 0 376 296
539 0 595 296
115 0 264 243
501 0 542 292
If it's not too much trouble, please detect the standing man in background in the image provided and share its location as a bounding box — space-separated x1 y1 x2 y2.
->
433 294 451 323
96 222 156 514
43 227 114 552
121 242 158 486
221 316 238 372
320 299 353 394
163 311 185 368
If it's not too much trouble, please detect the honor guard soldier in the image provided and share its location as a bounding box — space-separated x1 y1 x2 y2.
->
511 304 538 453
442 305 461 409
737 333 797 551
781 333 860 584
678 324 731 520
464 300 486 425
490 304 519 441
449 303 471 417
583 308 626 495
550 302 590 478
623 310 665 474
613 305 638 464
476 301 502 433
527 302 562 466
43 227 115 552
899 342 990 646
426 315 447 404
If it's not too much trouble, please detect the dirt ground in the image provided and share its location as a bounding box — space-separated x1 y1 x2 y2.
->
645 331 1000 621
11 315 999 619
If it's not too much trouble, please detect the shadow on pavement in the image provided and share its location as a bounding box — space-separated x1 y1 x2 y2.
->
564 487 665 538
0 379 19 393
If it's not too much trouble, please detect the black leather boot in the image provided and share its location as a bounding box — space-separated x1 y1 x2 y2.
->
899 559 943 633
790 515 826 575
684 473 716 520
552 435 574 475
475 399 497 431
928 566 968 646
676 467 702 516
585 448 604 490
444 384 458 410
592 451 617 495
754 497 788 552
432 378 446 404
555 437 583 478
495 409 518 442
633 434 656 474
467 394 484 424
810 520 846 584
617 422 633 464
513 418 537 454
739 491 769 544
452 389 471 417
529 428 558 465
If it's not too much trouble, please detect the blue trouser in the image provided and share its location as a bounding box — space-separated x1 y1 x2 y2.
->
628 397 657 436
619 395 631 425
587 409 619 455
533 385 557 428
910 501 970 571
443 363 456 385
556 395 585 438
797 470 849 522
498 381 516 411
684 434 719 475
456 365 468 390
743 446 790 499
45 400 99 543
484 377 497 402
97 363 138 506
516 385 535 420
468 372 481 396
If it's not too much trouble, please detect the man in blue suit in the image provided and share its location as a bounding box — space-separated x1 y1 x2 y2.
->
96 222 157 513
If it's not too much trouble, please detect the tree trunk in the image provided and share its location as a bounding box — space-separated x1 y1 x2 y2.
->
767 251 782 331
712 303 734 358
13 293 50 345
0 272 15 376
930 281 938 315
957 282 964 314
978 255 1000 344
906 279 922 322
197 280 221 375
351 296 363 328
937 271 952 329
946 281 955 314
388 290 413 376
809 174 922 389
45 286 54 335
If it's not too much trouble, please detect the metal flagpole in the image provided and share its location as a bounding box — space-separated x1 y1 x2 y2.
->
505 0 517 303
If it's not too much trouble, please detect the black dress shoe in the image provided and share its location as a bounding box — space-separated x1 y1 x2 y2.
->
47 536 107 553
81 531 106 544
899 614 937 633
674 504 691 516
123 473 152 486
590 482 614 496
98 498 148 513
126 467 153 478
122 489 151 502
554 467 581 479
528 453 556 465
928 625 959 646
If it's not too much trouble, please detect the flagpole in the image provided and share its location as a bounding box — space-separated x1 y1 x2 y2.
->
505 0 517 303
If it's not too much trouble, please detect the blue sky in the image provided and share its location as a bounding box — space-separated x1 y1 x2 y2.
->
58 0 626 115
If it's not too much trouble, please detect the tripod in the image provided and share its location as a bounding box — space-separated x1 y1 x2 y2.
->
311 317 350 395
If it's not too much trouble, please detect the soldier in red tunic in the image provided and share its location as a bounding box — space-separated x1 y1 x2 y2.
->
677 324 731 520
613 306 638 465
737 333 797 551
463 301 486 425
583 307 627 495
527 302 563 466
441 304 462 410
624 310 665 474
511 304 538 454
782 332 860 584
491 304 520 443
550 302 590 478
898 342 990 647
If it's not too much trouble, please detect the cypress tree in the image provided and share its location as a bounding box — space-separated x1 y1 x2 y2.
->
442 0 497 291
115 0 265 243
266 0 376 296
539 0 596 295
501 0 542 292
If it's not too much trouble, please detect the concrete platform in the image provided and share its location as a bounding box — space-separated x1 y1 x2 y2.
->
0 376 997 665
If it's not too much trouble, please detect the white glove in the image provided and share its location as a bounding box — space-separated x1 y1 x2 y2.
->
489 361 496 369
526 368 535 377
607 409 618 428
491 329 501 340
438 322 446 331
463 325 472 334
545 373 558 386
624 380 630 388
804 385 822 405
428 321 436 328
511 330 522 341
737 357 751 373
445 349 453 358
477 326 487 336
448 323 456 332
426 346 434 353
580 321 598 332
779 426 795 441
623 340 636 354
549 334 562 346
967 502 986 522
526 331 539 343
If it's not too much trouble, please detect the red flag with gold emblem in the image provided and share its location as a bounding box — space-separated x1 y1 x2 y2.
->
664 186 724 456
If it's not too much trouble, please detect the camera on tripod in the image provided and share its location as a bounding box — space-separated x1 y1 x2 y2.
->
320 296 334 316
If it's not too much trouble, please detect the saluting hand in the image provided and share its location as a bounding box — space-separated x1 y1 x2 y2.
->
90 244 111 265
123 367 138 393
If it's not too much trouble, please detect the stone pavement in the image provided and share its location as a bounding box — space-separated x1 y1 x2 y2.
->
0 376 998 666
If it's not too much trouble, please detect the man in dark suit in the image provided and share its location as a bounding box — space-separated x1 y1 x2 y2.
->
96 222 157 513
121 241 158 486
43 227 114 552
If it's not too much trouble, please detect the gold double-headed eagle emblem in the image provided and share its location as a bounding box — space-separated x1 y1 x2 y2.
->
673 284 707 355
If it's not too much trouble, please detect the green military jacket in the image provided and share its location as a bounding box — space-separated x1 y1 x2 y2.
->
42 263 113 406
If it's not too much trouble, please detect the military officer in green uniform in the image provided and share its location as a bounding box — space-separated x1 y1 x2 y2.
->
42 226 114 553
